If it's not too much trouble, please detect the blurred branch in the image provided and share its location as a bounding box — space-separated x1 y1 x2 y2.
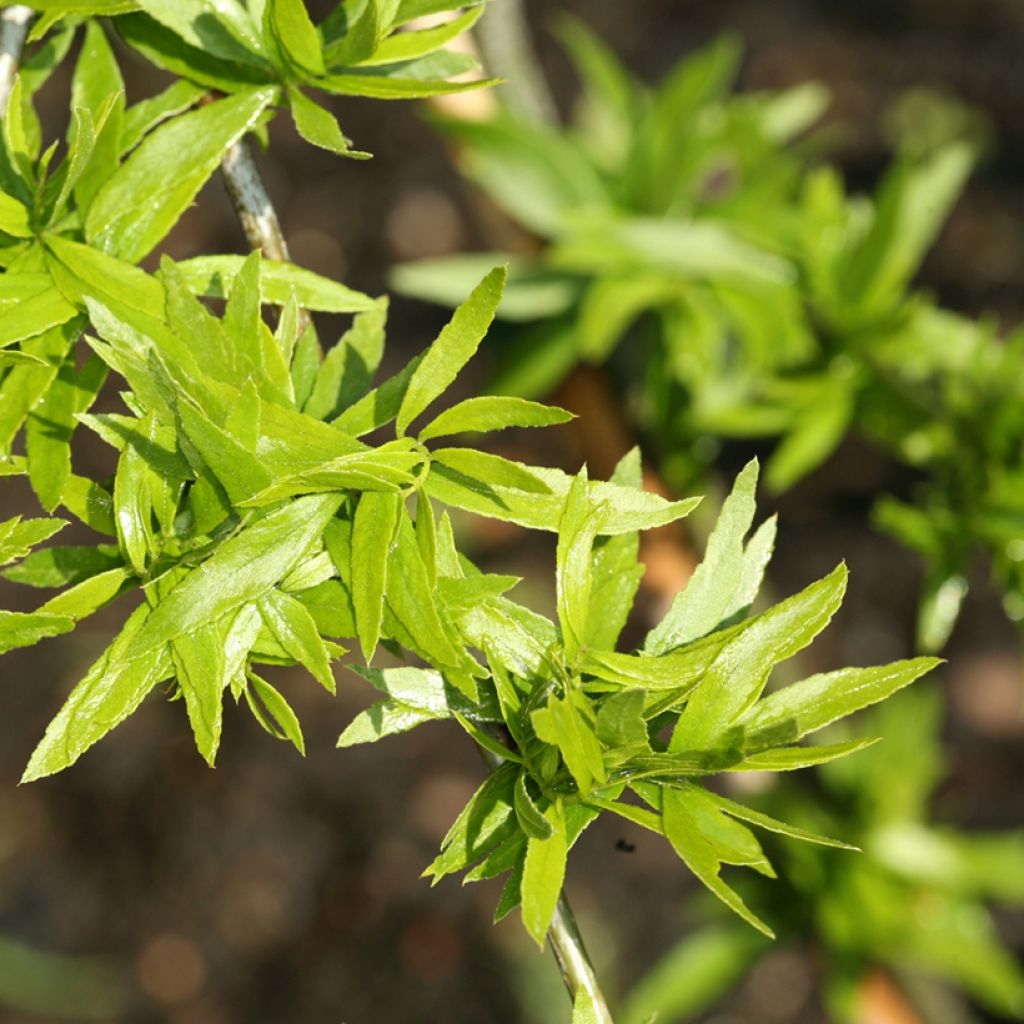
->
0 5 32 112
474 0 557 125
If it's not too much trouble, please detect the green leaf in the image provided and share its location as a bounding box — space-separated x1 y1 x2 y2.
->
112 410 159 574
572 990 600 1024
246 671 306 754
662 786 774 938
85 87 276 263
44 234 166 318
3 544 121 587
258 587 337 691
432 448 552 495
0 288 78 350
135 495 343 655
396 265 506 435
741 657 941 747
121 79 207 154
266 0 325 75
383 512 464 672
514 770 553 840
287 86 367 157
425 761 519 881
69 20 125 211
419 395 573 442
706 790 855 850
0 190 32 238
586 447 643 651
135 0 267 63
556 469 598 662
426 459 700 535
37 567 133 622
173 610 238 766
362 5 481 65
316 72 499 101
0 515 67 567
671 564 849 751
0 610 74 654
521 798 567 947
646 458 761 654
27 352 107 512
351 490 400 660
337 699 436 747
532 690 606 796
22 603 174 782
177 255 377 312
304 298 387 420
595 689 648 749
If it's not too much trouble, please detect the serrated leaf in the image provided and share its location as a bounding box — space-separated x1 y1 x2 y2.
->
396 265 506 435
521 799 567 947
288 86 367 157
246 671 306 754
0 515 68 567
351 490 400 660
556 469 598 662
86 87 276 262
662 786 774 938
741 657 941 747
266 0 324 75
646 459 760 654
304 298 387 420
258 587 337 692
425 761 518 881
419 395 573 442
670 564 848 751
0 609 74 654
514 771 553 840
22 603 174 782
178 254 376 312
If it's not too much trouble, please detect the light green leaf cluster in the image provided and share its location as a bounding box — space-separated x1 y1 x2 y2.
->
350 459 938 945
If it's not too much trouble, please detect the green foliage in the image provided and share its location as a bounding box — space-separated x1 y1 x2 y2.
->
624 687 1024 1023
395 17 1021 652
0 8 992 1021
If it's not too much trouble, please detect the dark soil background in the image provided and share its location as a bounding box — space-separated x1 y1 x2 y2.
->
1 2 1023 1022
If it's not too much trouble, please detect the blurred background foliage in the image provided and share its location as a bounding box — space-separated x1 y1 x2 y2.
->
1 1 1023 1022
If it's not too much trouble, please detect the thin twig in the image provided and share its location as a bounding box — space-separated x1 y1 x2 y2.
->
0 5 33 113
474 0 557 125
549 894 616 1023
477 746 615 1021
219 138 311 335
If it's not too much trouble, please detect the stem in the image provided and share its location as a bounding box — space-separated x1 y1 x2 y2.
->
477 747 614 1021
549 893 615 1023
220 140 292 263
219 138 311 334
0 5 32 113
474 0 557 125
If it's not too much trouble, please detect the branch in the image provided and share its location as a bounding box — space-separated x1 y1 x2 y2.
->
550 894 616 1023
0 5 33 113
474 0 557 125
219 138 311 334
477 746 615 1021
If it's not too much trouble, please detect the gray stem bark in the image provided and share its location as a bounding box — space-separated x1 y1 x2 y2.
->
0 5 33 112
